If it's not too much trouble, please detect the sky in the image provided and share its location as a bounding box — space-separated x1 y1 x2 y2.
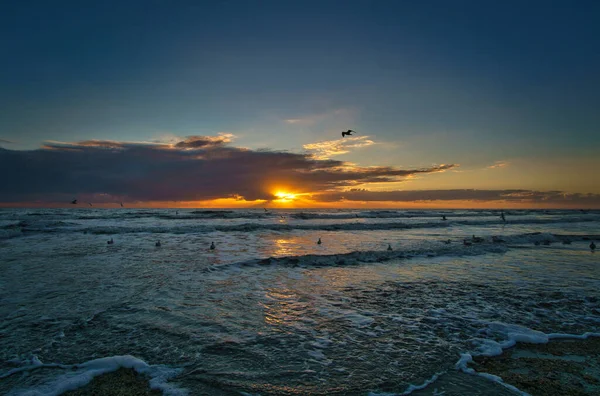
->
1 0 599 208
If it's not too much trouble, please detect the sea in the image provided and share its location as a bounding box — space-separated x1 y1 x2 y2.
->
0 208 599 395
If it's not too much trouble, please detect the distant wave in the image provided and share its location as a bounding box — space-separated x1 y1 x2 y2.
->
2 215 599 239
0 208 596 222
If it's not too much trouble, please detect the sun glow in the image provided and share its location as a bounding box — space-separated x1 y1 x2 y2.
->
274 191 298 201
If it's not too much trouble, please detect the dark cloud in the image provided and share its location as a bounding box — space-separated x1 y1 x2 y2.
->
0 137 456 203
317 189 600 205
174 135 232 149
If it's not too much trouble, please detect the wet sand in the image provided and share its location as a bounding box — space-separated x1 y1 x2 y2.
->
467 336 600 396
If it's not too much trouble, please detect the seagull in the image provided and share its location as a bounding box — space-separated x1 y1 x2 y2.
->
591 242 596 251
88 202 93 207
341 129 355 137
120 202 124 207
442 215 447 221
107 238 114 245
71 199 77 205
317 237 322 245
387 244 393 251
210 242 215 250
264 208 268 213
155 241 161 247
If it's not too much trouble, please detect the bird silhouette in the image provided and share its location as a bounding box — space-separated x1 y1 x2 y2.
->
120 202 124 207
317 237 322 245
71 199 77 205
88 202 92 207
387 244 392 251
591 242 596 251
341 129 355 137
107 238 114 245
155 241 161 247
210 242 215 250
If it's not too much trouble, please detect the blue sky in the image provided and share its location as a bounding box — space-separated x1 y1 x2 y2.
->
1 1 599 205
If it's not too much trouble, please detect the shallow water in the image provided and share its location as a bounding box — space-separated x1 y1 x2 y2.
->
1 209 599 395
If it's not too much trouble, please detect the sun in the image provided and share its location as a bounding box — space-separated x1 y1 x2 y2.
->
274 191 298 202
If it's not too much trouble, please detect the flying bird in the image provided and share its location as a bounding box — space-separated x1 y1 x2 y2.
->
120 202 124 207
88 203 93 207
71 199 77 204
341 129 355 137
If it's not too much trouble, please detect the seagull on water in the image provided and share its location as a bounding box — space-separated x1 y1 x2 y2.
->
155 241 161 247
317 237 322 245
591 242 596 251
210 242 215 250
387 244 393 251
107 238 114 245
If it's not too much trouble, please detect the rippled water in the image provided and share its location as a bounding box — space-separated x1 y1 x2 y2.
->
1 209 599 395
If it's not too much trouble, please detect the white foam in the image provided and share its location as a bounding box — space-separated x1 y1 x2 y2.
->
367 371 445 396
5 355 186 396
456 325 600 396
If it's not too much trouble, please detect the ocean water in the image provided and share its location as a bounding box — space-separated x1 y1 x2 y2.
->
1 208 599 395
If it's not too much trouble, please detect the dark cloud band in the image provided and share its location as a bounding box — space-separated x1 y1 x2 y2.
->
0 137 456 203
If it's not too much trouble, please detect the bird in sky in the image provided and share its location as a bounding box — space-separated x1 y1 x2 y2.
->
71 199 77 204
341 129 355 137
120 202 124 207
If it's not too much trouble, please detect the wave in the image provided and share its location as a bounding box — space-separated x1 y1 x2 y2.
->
2 215 599 239
2 355 186 396
1 208 597 222
205 232 599 272
76 216 600 234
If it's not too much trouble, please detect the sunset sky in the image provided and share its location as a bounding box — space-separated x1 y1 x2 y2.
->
1 1 599 208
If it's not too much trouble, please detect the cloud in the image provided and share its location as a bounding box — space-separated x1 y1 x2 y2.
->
303 136 376 159
316 189 600 205
0 136 457 203
0 139 14 144
174 134 234 149
486 161 509 169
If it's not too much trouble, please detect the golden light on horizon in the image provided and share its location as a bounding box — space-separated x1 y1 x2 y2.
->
274 191 298 202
